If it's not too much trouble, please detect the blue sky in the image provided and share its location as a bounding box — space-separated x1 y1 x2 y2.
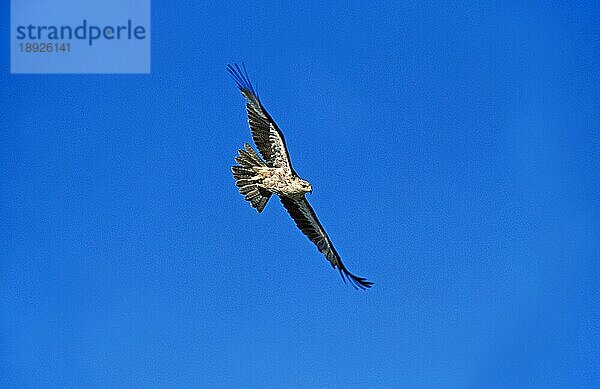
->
1 1 599 388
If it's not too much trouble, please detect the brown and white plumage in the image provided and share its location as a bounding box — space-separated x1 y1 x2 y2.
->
228 63 373 290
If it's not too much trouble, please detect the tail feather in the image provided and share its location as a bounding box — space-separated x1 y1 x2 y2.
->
232 166 255 179
232 144 272 213
241 143 265 166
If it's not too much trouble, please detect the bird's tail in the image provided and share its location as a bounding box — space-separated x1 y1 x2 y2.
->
232 143 272 213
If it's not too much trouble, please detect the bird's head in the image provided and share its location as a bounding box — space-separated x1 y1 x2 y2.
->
300 179 313 194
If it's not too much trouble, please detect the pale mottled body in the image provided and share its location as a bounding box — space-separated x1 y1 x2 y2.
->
255 167 309 198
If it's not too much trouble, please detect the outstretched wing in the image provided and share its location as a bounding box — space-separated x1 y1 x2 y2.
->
280 196 373 290
227 63 294 173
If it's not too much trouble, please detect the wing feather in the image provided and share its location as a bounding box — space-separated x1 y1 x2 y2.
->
227 63 294 172
280 196 373 290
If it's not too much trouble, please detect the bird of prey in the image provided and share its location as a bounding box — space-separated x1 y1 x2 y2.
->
228 63 373 290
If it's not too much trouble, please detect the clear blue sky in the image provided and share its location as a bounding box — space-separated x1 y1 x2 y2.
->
1 2 599 388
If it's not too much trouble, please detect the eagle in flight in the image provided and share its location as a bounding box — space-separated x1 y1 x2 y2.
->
228 64 373 290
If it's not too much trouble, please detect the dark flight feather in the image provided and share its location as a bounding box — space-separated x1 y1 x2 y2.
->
280 196 373 290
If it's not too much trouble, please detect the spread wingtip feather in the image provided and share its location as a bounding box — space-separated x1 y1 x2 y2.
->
227 63 258 97
338 266 373 290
